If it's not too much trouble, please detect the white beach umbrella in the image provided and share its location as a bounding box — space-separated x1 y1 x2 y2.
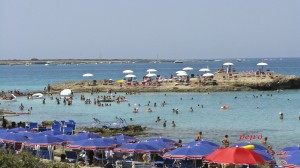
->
177 72 188 76
147 69 157 73
203 73 214 77
123 70 134 74
146 73 157 77
223 62 234 66
257 62 268 71
257 62 268 66
223 62 234 74
83 73 93 77
182 67 193 71
199 68 210 72
125 74 136 78
176 70 186 74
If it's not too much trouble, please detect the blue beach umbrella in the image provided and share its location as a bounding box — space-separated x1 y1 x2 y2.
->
147 137 176 145
37 130 62 136
114 141 167 154
16 131 40 139
7 127 31 133
0 132 29 143
185 140 219 147
231 142 267 150
68 138 120 150
277 146 300 155
282 151 300 166
72 132 101 141
253 149 273 161
54 134 78 143
111 134 138 143
163 144 217 160
24 135 64 147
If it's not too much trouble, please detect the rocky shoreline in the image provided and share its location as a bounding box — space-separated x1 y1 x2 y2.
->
46 73 300 93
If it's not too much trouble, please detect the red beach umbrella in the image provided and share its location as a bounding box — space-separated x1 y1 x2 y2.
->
205 147 266 165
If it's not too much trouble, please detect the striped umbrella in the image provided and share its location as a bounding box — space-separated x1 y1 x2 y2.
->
163 144 217 160
67 138 120 150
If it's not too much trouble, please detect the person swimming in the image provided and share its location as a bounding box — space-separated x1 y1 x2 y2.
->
171 121 176 127
189 107 193 112
279 112 284 119
146 108 152 112
195 131 202 141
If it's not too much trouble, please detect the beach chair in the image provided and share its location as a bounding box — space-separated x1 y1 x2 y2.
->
51 124 61 132
65 151 78 163
29 122 38 131
38 150 51 160
68 120 76 125
63 127 74 135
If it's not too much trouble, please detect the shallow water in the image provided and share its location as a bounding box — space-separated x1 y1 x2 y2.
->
1 58 300 162
2 90 299 152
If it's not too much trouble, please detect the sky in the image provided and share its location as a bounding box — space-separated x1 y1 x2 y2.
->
0 0 299 60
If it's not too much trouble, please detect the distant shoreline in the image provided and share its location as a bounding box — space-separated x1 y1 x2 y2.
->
0 58 217 65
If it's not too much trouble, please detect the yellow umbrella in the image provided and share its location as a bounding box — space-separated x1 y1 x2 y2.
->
117 79 125 83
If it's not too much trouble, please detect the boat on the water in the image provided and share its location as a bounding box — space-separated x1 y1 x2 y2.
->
174 60 183 63
2 93 17 102
31 93 44 99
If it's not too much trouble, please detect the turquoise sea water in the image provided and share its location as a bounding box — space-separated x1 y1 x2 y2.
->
0 58 300 154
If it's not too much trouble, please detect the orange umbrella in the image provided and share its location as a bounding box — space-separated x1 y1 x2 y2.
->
205 147 266 165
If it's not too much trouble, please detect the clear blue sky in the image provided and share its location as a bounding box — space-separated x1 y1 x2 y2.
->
0 0 299 60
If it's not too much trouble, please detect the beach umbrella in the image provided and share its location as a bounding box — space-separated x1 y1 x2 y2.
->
177 72 188 76
257 62 268 71
223 62 234 74
281 151 300 167
205 147 266 164
185 140 220 147
146 73 157 77
0 132 28 143
37 130 62 136
223 62 234 66
253 149 273 161
199 68 210 72
277 146 300 155
123 70 134 74
163 144 217 160
82 73 93 77
7 127 31 133
176 70 186 74
72 132 102 141
125 74 136 78
67 138 120 150
24 135 64 147
54 134 78 143
182 67 193 71
147 137 176 145
114 141 169 154
147 69 157 73
111 134 138 143
231 142 267 151
16 131 40 139
202 73 214 77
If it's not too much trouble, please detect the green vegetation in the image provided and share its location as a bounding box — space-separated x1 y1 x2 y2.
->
0 149 78 168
